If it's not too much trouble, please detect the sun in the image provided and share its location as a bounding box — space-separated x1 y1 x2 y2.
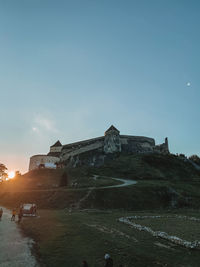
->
8 171 15 179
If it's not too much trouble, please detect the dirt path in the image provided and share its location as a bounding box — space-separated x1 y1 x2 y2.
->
91 175 137 189
68 176 137 211
0 207 39 267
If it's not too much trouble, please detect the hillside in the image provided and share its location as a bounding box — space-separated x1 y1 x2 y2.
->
88 153 200 180
1 153 200 210
2 153 200 267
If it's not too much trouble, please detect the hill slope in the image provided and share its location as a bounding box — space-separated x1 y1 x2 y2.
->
1 153 200 209
85 153 200 180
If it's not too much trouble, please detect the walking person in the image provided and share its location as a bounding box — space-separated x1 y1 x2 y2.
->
104 254 113 267
33 204 37 215
0 208 3 221
18 209 23 223
19 205 23 215
11 208 16 221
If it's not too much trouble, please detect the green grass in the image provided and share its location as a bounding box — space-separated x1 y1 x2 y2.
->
0 169 121 192
21 209 200 267
1 178 200 210
0 169 65 191
130 217 200 242
68 175 122 188
2 153 200 266
1 153 200 211
86 153 200 180
1 152 200 266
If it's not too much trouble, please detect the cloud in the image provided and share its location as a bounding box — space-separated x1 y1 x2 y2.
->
31 114 59 134
32 127 39 133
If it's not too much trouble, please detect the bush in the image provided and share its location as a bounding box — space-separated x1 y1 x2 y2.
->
189 155 200 166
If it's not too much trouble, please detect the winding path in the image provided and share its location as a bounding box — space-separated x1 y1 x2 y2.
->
0 207 39 267
1 177 137 193
91 175 137 189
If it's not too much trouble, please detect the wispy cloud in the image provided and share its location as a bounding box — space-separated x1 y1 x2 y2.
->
31 114 59 134
32 127 39 133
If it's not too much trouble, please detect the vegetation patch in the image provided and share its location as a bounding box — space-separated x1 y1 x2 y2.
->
84 153 200 180
20 209 200 267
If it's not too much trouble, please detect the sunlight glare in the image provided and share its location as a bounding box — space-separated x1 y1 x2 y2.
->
8 171 15 179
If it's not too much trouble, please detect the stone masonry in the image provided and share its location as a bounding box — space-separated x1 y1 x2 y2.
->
29 125 169 170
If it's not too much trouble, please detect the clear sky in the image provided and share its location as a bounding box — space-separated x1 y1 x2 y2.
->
0 0 200 173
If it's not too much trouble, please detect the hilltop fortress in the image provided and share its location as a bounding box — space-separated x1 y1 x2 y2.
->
29 125 169 171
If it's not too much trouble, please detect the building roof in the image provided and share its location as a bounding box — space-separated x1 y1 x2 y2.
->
62 136 104 149
105 125 120 134
47 152 62 157
51 140 62 147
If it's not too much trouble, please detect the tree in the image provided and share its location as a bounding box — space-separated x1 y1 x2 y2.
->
0 163 8 180
60 172 68 187
15 171 22 177
189 155 200 166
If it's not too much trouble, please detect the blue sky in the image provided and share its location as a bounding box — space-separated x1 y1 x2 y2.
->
0 0 200 173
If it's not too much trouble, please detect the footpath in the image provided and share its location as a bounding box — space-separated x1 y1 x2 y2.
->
0 207 39 267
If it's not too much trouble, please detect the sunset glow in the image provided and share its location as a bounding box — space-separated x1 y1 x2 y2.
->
8 171 15 179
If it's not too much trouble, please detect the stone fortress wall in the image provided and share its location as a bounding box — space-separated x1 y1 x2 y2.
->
29 125 169 171
29 155 60 171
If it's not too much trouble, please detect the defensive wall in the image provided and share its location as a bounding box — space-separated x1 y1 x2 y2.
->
29 155 60 171
29 125 169 170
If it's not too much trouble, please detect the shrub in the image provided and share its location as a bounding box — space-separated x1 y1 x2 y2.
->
189 155 200 166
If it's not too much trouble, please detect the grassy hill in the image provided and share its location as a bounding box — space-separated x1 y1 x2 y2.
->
0 168 120 191
2 153 200 267
0 153 200 210
88 153 200 180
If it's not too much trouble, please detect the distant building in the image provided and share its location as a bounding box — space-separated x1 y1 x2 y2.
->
29 125 169 171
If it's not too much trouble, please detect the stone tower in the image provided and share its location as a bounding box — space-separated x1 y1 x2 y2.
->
164 137 169 153
49 140 62 154
104 125 121 154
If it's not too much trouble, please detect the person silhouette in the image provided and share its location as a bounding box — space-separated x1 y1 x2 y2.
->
104 254 113 267
11 209 16 221
0 208 3 221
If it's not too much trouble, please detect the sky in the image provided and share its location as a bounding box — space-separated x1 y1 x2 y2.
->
0 0 200 173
